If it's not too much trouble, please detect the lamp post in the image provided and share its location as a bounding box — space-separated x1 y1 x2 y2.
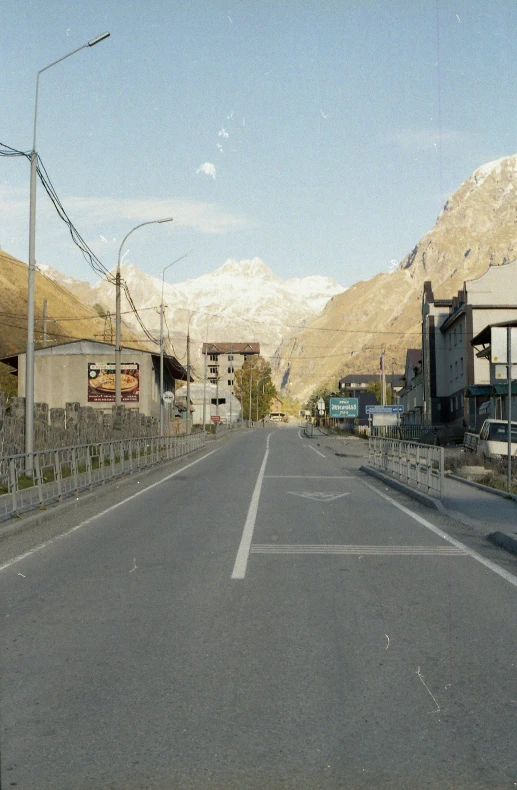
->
158 251 192 437
256 375 266 422
115 218 173 407
25 32 110 467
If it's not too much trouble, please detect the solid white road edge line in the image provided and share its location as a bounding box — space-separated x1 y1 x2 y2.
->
308 445 326 458
361 478 517 590
231 434 271 580
0 446 221 574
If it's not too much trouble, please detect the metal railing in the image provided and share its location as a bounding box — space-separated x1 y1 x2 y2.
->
0 433 207 521
368 437 444 498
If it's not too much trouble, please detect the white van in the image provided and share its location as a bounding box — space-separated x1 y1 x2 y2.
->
476 419 517 460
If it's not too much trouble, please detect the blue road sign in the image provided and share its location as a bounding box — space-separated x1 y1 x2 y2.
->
329 397 359 418
365 405 404 414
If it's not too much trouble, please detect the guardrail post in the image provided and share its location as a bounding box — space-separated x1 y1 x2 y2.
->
54 451 63 501
34 453 45 509
9 458 18 516
71 447 79 494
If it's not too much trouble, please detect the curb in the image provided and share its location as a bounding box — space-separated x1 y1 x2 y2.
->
446 472 517 503
487 530 517 556
359 465 446 512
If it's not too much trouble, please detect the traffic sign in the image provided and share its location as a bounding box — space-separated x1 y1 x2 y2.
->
211 415 221 423
162 390 175 404
365 405 403 414
329 397 358 418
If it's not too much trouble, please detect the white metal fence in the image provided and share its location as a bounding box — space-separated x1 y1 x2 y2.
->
368 437 444 498
0 433 208 521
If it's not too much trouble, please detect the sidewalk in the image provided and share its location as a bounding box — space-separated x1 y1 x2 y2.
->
441 473 517 553
314 430 517 555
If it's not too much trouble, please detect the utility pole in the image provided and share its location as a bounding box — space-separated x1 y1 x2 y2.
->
42 299 47 346
202 344 208 431
159 299 164 437
186 329 191 435
381 347 386 406
507 325 513 494
249 369 253 426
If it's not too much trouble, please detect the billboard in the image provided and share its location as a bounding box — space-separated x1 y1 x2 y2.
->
329 397 358 418
88 362 140 403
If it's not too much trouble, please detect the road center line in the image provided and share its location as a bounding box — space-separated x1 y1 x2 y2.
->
265 475 355 479
231 434 271 580
0 446 221 574
360 478 517 590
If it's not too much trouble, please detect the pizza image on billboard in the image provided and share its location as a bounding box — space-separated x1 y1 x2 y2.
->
88 363 140 403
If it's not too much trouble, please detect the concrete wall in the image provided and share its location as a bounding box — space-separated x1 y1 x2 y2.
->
15 349 168 418
0 396 160 457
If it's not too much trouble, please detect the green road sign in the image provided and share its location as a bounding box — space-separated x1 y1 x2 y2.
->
329 397 358 418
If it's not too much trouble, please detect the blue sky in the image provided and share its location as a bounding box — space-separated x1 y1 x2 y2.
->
2 0 517 289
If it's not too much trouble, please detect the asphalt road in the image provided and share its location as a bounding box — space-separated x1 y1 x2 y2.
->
1 426 517 789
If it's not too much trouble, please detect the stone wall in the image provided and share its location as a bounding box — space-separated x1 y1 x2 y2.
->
0 395 160 457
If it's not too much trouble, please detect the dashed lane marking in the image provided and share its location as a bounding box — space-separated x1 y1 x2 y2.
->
250 545 469 555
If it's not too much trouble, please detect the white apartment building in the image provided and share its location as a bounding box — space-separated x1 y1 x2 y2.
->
202 342 260 387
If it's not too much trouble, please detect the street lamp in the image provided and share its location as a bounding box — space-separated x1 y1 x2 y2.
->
25 32 110 466
115 218 173 406
159 251 192 437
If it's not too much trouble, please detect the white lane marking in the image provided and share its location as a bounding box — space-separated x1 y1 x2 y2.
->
360 479 517 589
265 475 355 479
231 434 271 580
308 445 326 458
250 545 468 555
287 491 351 502
0 447 221 574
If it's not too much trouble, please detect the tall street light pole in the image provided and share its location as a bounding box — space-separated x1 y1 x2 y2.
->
115 218 173 407
25 32 110 467
159 250 192 437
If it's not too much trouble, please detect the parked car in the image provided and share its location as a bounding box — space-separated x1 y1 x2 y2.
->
476 419 517 459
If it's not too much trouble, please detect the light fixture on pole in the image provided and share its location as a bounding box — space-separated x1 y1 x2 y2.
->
115 218 173 407
25 32 110 469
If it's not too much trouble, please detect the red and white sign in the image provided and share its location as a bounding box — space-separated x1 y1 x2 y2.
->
211 415 221 423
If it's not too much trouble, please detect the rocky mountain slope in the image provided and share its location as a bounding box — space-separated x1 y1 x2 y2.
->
0 250 144 360
273 154 517 402
40 258 344 375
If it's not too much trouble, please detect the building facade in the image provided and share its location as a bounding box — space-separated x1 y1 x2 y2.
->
422 260 517 427
1 339 188 421
202 342 260 387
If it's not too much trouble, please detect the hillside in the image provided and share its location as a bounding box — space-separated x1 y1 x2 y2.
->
273 155 517 402
0 250 140 359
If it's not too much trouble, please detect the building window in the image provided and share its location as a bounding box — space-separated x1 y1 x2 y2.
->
228 379 232 386
209 367 217 374
228 354 234 361
209 354 218 361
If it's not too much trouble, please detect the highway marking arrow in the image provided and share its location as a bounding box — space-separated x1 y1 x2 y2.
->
287 491 351 502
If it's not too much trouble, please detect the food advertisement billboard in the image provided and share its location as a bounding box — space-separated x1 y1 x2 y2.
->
88 362 140 403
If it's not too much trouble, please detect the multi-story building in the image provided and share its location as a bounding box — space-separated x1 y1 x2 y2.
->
421 260 517 427
201 342 260 387
398 349 424 423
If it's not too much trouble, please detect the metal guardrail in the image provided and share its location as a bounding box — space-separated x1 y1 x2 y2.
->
368 437 444 498
0 433 207 521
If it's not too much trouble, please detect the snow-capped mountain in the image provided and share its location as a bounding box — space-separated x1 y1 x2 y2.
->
40 258 344 372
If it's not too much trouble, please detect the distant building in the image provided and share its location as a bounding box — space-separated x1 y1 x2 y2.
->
0 339 188 421
471 320 517 421
422 260 517 427
398 349 424 423
338 373 404 398
202 342 260 387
